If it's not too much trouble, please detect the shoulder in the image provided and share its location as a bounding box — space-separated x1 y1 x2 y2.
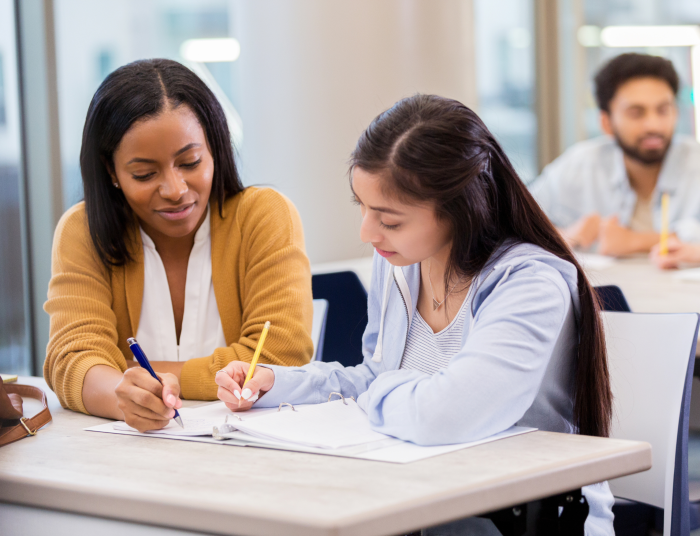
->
671 135 700 163
216 187 305 246
236 187 299 219
54 202 93 251
559 137 616 166
52 202 105 271
476 243 575 307
537 137 615 183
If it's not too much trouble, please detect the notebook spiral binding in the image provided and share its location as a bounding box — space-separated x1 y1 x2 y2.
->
328 392 356 404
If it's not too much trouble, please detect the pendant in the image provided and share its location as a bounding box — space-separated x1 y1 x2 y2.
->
433 298 441 311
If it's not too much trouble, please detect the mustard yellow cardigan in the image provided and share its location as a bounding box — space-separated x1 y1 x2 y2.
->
44 187 313 413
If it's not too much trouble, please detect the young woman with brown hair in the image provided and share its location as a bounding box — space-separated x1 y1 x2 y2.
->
216 94 614 535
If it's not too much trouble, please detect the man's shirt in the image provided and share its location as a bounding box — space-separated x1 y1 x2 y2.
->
530 135 700 242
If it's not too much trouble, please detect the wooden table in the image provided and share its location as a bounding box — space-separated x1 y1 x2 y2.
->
0 377 650 536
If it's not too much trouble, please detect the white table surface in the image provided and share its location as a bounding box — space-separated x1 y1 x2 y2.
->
0 377 650 536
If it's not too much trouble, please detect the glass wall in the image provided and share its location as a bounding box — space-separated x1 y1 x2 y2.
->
560 0 700 151
0 0 30 375
54 0 239 209
473 0 537 183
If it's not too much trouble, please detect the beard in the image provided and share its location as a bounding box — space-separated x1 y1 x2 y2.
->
612 129 672 165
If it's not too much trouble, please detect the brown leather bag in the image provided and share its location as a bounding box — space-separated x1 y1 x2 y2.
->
0 376 52 447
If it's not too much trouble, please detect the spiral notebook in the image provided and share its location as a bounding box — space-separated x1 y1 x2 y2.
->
86 395 535 463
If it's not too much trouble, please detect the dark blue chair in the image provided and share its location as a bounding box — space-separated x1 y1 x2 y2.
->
595 285 631 313
311 271 368 367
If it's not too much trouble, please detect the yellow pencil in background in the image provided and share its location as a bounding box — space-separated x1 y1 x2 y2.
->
240 321 271 403
660 192 670 257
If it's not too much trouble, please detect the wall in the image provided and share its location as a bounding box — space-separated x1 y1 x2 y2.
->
232 0 477 263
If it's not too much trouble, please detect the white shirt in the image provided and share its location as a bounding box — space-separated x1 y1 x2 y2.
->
531 135 700 242
136 209 227 362
400 297 470 375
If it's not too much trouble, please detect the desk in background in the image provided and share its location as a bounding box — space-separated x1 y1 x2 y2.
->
0 377 650 536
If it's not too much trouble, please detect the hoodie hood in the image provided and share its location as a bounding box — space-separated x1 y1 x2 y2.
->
372 241 581 363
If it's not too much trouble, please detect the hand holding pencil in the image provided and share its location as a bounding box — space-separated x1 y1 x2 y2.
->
214 321 276 412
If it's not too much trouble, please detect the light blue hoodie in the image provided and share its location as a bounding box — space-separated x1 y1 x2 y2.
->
257 242 614 535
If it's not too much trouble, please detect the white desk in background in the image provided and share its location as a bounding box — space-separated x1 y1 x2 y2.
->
0 377 650 536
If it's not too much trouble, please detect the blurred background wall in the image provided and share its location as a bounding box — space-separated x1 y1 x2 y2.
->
2 0 700 373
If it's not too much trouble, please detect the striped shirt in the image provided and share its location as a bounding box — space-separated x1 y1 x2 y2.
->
399 297 470 375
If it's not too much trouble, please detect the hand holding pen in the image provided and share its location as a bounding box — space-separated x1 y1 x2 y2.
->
112 338 183 432
215 321 275 412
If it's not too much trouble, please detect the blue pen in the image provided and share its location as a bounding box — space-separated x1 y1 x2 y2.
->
127 337 184 428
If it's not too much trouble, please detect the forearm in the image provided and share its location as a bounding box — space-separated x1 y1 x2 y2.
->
82 365 125 420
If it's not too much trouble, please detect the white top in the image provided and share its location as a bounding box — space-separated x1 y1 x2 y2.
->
400 297 470 375
530 135 700 242
136 209 227 362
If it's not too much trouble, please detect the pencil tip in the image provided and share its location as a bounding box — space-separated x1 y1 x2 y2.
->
264 321 271 329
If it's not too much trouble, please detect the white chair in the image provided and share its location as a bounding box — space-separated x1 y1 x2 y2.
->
311 299 329 361
604 311 700 536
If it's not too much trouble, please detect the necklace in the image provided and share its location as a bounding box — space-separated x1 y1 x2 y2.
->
428 259 461 311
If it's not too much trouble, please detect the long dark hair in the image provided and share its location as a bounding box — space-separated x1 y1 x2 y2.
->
350 94 612 438
80 58 244 267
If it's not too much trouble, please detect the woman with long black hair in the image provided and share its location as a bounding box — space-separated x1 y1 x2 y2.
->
44 59 313 432
216 94 614 534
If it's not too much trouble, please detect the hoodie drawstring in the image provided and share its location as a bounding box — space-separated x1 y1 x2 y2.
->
372 270 394 363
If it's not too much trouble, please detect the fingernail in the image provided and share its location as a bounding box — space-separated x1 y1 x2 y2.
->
234 390 241 400
166 394 176 406
249 393 259 403
168 409 175 418
241 388 252 400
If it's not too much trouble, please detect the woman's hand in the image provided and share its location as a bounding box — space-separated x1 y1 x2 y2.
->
650 237 700 269
114 368 182 432
215 362 275 411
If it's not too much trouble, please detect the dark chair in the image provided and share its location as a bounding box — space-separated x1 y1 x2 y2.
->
311 271 368 367
594 285 631 313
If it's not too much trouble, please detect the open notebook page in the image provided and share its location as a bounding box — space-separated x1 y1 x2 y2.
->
112 402 279 436
229 399 391 449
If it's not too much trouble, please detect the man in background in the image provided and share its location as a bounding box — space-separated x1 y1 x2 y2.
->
531 53 700 256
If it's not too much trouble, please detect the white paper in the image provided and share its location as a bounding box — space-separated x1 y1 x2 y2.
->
228 399 390 449
575 252 616 270
85 401 537 464
110 403 279 436
674 268 700 282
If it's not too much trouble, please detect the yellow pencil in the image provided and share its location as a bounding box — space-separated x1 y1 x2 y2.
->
242 321 271 390
1 374 18 384
660 193 670 256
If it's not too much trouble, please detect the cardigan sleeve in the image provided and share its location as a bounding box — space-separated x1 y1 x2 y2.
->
43 204 127 414
179 189 314 400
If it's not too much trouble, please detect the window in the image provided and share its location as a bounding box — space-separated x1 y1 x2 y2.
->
560 0 700 150
54 0 237 209
474 0 537 183
0 0 30 375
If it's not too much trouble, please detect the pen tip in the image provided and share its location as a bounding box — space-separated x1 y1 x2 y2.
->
174 415 184 428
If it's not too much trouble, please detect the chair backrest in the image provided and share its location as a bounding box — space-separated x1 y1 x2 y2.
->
311 299 329 361
605 311 699 536
311 271 368 367
595 285 632 312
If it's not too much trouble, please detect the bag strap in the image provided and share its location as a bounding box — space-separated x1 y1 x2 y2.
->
0 384 52 447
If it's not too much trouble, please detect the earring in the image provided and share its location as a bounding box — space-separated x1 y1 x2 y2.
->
113 183 120 189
